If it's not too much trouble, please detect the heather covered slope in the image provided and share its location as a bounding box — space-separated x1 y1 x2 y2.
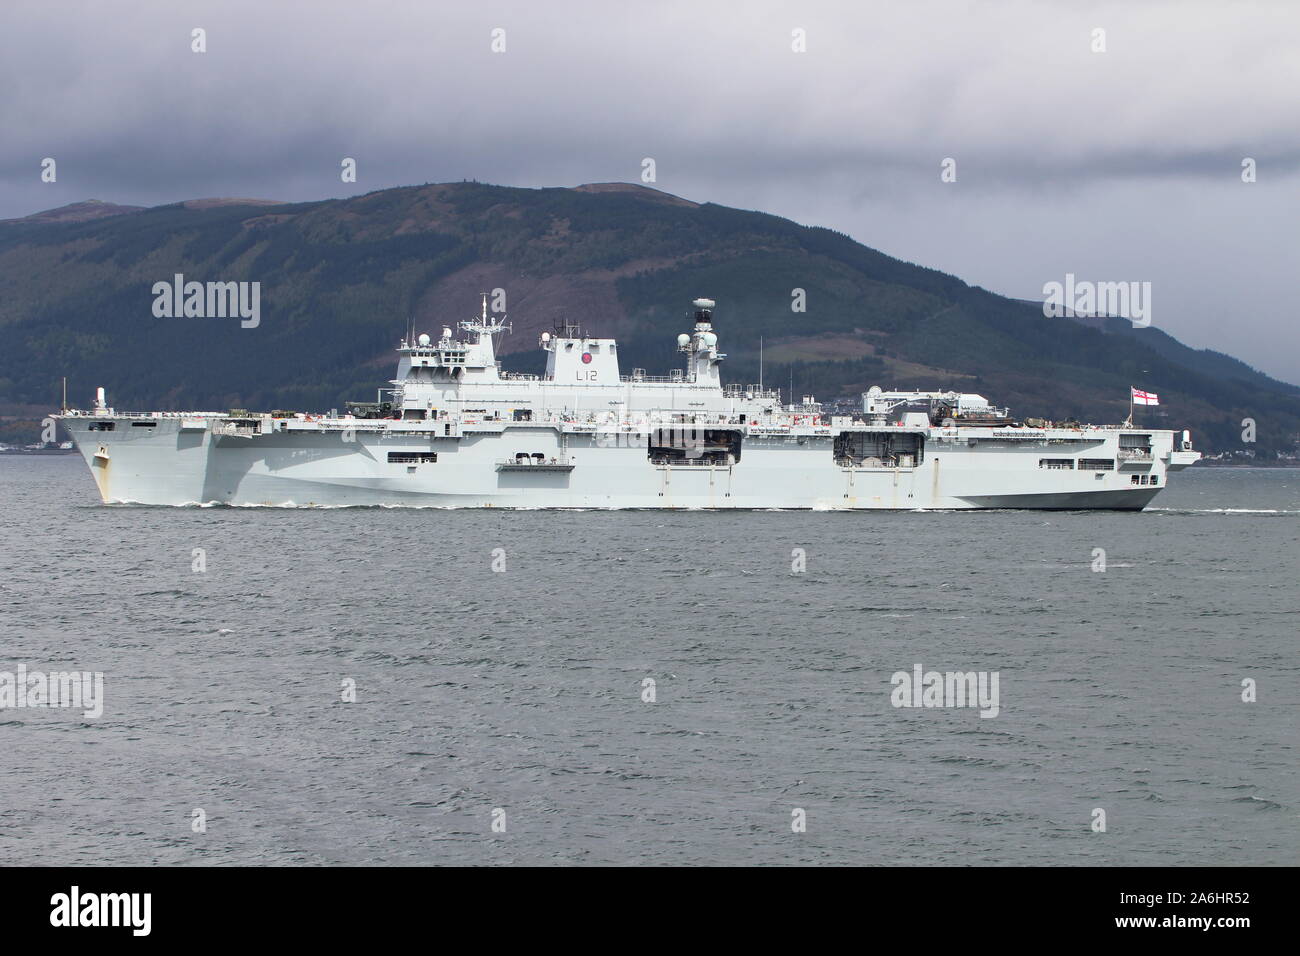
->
0 181 1295 454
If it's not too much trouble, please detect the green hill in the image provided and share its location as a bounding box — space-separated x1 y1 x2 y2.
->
1 181 1296 455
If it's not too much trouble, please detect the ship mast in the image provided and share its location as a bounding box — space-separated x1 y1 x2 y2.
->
463 292 507 332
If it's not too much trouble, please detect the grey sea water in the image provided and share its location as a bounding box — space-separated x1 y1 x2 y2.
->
0 456 1296 866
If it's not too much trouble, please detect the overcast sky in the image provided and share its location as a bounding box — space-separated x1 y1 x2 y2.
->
4 0 1298 382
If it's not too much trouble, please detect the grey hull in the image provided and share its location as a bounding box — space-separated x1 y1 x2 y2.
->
61 416 1181 511
955 489 1161 510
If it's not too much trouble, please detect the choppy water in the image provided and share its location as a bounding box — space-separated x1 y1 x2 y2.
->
1 456 1296 866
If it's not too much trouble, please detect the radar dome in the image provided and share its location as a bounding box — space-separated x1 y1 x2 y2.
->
417 333 431 346
692 298 716 310
541 331 552 342
868 386 883 396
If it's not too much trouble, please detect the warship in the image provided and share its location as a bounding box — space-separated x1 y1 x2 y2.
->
56 297 1200 508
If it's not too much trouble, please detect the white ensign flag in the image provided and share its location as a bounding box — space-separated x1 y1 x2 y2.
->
1131 387 1159 406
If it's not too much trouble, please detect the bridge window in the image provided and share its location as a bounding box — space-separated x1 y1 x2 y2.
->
388 452 437 463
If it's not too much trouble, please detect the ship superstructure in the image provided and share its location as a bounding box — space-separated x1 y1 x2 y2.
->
57 296 1200 508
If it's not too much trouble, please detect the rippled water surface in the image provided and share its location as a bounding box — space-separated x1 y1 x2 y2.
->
1 457 1296 865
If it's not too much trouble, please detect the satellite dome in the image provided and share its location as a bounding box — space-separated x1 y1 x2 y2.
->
868 386 883 396
417 333 431 346
442 327 453 340
676 333 690 347
541 331 552 342
702 332 718 348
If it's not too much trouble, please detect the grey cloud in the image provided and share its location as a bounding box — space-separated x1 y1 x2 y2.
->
1 0 1297 379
